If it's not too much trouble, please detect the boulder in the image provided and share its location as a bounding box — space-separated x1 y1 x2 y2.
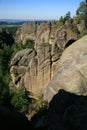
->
43 35 87 102
31 90 87 130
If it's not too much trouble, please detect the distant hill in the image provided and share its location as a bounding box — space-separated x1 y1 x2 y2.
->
0 20 26 26
0 19 55 26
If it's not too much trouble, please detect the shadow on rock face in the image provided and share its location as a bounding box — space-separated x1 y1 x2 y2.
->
0 105 32 130
65 39 76 48
31 89 87 130
1 90 87 130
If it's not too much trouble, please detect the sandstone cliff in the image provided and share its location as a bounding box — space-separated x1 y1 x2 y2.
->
15 19 79 47
10 19 80 97
43 35 87 102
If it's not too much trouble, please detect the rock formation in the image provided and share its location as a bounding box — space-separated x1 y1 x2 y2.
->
43 35 87 102
9 19 87 130
15 22 37 44
31 89 87 130
15 19 79 46
10 19 80 97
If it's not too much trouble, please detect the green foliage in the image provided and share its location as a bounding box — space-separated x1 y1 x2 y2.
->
11 39 35 56
0 78 10 104
64 11 71 20
57 11 71 28
76 1 85 17
0 38 35 110
11 43 24 55
24 39 35 49
0 43 32 110
0 29 14 47
35 95 48 112
5 26 18 36
80 28 87 36
10 40 35 63
63 11 71 24
0 44 12 105
10 88 31 112
0 45 12 74
75 1 86 24
57 16 64 28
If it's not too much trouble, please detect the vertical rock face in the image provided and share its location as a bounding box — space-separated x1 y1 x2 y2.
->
15 19 79 46
10 44 60 96
55 19 80 49
36 22 51 44
43 36 87 102
11 20 80 97
15 22 37 44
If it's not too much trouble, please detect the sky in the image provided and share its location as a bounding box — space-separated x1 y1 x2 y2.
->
0 0 83 20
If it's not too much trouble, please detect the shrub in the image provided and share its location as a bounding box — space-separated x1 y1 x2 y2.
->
10 88 31 112
35 95 48 113
11 39 35 57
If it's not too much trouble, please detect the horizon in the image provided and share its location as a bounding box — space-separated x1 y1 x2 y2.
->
0 0 83 20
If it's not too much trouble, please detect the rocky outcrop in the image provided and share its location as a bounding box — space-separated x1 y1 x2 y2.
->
11 20 80 96
31 89 87 130
43 35 87 102
15 19 79 47
15 22 37 44
55 19 80 49
10 43 60 96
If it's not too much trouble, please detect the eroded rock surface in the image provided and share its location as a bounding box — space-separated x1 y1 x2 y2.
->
43 35 87 102
31 90 87 130
11 19 80 96
15 19 79 47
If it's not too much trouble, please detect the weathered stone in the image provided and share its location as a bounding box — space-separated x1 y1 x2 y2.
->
31 90 87 130
55 19 80 49
15 19 79 47
36 22 51 44
43 36 87 102
11 48 35 66
11 20 80 96
10 43 52 96
15 22 37 44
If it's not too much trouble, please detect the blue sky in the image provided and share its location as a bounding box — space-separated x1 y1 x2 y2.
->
0 0 83 20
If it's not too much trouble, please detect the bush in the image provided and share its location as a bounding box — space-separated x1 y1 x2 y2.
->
10 88 31 112
35 95 48 113
0 44 12 105
11 39 35 57
25 39 34 49
0 39 35 110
